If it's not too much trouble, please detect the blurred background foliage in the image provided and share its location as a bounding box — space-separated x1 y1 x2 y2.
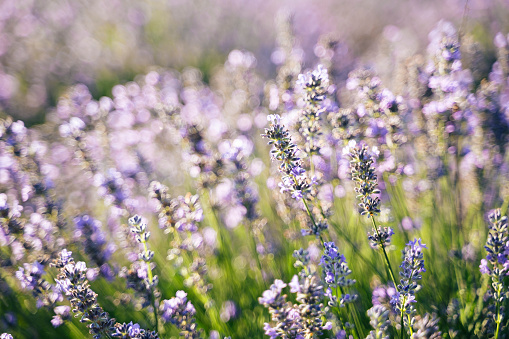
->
0 0 507 125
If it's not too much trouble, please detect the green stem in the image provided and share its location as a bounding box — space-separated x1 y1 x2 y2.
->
330 219 385 278
140 237 158 331
494 282 502 339
400 309 405 339
340 286 363 338
370 216 398 291
141 240 153 283
301 197 326 246
245 220 265 286
407 313 414 337
317 201 384 277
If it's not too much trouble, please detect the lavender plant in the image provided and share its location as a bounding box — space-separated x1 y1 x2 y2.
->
295 65 329 167
366 305 391 339
259 250 329 339
128 215 159 328
480 209 508 338
160 291 202 339
262 114 327 239
52 249 117 338
348 144 398 289
320 242 361 337
392 239 427 337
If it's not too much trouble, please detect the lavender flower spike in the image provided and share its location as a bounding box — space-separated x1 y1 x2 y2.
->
392 238 427 336
52 250 117 339
262 115 314 199
480 209 508 338
296 64 329 158
160 291 202 339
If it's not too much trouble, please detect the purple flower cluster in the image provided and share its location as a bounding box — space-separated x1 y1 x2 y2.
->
222 139 259 225
296 64 329 158
15 261 44 290
345 68 406 146
119 261 156 309
112 322 159 339
367 226 395 249
391 238 427 334
349 144 382 217
0 193 25 264
15 260 62 309
480 209 508 335
52 250 117 339
149 181 212 294
150 182 205 248
182 123 224 190
260 251 329 339
122 215 159 312
263 114 315 200
366 305 390 339
160 291 202 339
481 209 509 276
320 242 357 308
51 305 70 328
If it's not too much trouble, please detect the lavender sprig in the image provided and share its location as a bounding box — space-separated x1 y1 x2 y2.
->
149 183 211 294
129 216 157 284
52 250 117 339
262 114 327 239
348 144 398 290
74 215 115 280
366 305 391 339
259 254 329 339
129 215 159 330
296 65 329 167
16 261 62 309
112 321 160 338
391 238 427 337
480 209 508 338
320 242 361 337
160 291 203 339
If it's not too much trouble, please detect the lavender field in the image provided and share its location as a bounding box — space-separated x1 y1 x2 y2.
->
1 0 509 338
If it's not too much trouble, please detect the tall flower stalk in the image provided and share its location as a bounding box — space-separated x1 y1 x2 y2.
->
262 114 327 241
52 249 159 338
52 249 116 338
480 209 508 338
348 144 398 289
320 242 361 337
392 239 427 338
295 65 329 175
128 215 160 331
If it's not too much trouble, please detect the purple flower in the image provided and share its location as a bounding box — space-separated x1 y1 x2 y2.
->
16 262 44 291
160 291 200 337
480 259 490 274
291 166 305 177
263 323 278 339
54 305 70 317
51 315 64 328
289 275 300 293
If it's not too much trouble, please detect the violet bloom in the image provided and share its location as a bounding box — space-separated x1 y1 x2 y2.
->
160 291 201 338
320 242 356 308
16 261 44 291
392 238 427 334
